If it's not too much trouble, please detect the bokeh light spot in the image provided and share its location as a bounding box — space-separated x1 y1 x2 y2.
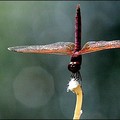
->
13 66 55 108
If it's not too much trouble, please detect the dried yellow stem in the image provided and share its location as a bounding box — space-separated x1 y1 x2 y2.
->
73 85 83 120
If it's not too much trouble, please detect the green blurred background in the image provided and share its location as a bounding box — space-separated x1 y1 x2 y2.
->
1 1 120 119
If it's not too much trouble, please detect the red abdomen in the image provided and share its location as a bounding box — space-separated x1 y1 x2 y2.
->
68 4 82 73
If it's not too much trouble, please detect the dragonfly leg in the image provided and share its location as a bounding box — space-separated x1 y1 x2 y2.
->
70 71 82 87
68 71 83 94
76 71 82 87
75 71 84 95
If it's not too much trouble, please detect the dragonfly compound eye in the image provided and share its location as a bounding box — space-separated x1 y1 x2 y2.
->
68 62 80 73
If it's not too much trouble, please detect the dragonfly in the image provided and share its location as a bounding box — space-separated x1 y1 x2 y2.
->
8 4 120 82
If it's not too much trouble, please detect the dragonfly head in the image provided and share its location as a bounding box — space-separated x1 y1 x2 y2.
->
68 55 82 73
68 61 80 73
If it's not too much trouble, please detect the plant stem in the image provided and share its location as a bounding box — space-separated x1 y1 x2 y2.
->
73 85 83 120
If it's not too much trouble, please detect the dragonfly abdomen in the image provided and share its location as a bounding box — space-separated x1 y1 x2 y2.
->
68 5 82 73
74 4 81 52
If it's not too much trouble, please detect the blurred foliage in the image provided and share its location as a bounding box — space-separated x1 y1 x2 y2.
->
1 1 120 119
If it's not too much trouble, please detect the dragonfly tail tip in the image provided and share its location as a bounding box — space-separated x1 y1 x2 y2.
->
76 4 80 10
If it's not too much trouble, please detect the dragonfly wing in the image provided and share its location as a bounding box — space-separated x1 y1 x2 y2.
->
74 40 120 55
8 42 75 56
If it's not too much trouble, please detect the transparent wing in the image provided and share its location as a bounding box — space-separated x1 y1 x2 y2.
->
8 42 75 56
74 40 120 56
